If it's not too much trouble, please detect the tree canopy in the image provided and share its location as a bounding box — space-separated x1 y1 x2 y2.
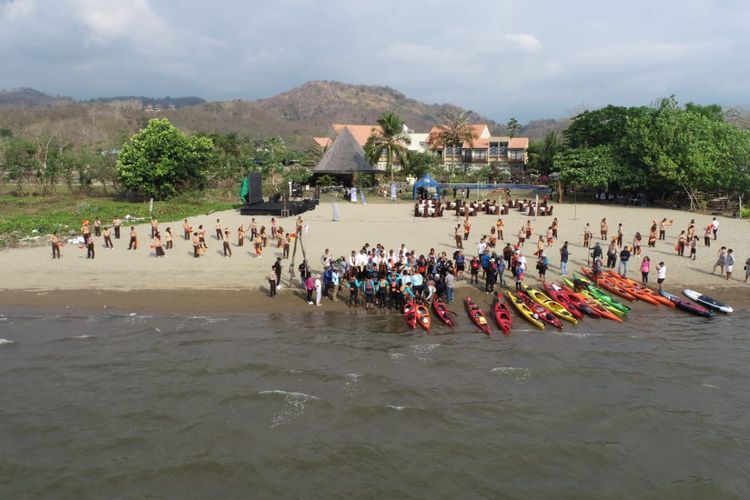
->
364 112 411 182
116 118 218 199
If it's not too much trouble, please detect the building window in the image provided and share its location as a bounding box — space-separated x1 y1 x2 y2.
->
473 150 487 161
509 149 524 161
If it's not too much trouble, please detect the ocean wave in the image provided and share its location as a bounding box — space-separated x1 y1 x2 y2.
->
71 335 94 340
0 338 15 345
387 404 425 412
491 366 531 380
411 343 441 355
260 390 323 429
187 315 228 324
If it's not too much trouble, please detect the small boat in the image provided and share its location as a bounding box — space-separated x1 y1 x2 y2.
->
505 291 545 330
571 275 631 316
542 282 587 319
561 284 622 322
518 291 563 329
493 293 513 336
580 267 637 301
659 290 713 318
523 286 578 324
403 300 417 329
432 299 455 327
683 289 733 313
603 271 665 306
465 297 491 335
416 303 431 332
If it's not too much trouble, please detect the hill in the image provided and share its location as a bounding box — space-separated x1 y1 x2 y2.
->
0 87 73 107
0 81 536 149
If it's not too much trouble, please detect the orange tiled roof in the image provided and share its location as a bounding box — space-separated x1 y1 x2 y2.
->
332 124 382 147
427 123 488 148
313 137 333 148
509 137 529 149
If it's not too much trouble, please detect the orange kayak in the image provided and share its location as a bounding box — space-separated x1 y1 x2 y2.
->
561 284 623 323
581 267 637 302
604 271 673 307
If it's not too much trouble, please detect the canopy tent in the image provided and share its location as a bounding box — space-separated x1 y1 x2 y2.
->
412 174 442 200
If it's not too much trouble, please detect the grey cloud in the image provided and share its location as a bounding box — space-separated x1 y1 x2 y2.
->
0 0 749 121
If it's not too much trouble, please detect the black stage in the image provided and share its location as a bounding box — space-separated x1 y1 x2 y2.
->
239 199 317 216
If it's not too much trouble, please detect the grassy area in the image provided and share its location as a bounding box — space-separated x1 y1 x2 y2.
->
0 189 239 248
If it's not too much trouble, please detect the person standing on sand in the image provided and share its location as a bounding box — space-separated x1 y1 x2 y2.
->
198 225 207 249
260 226 268 247
712 217 719 240
94 217 101 237
640 256 651 284
517 225 526 247
315 275 323 306
551 218 559 240
618 245 631 276
725 249 735 280
282 233 290 259
253 234 262 256
113 216 122 239
712 247 727 275
250 218 258 240
525 220 534 241
296 216 304 238
496 218 505 240
192 232 201 258
677 231 687 257
454 224 463 249
223 230 232 257
583 223 591 248
704 224 712 247
268 267 277 297
545 226 554 247
183 219 191 240
632 232 642 258
515 262 525 291
86 235 95 259
153 232 165 258
606 240 618 269
331 268 340 302
82 220 91 245
49 233 61 259
273 257 282 287
656 262 666 291
463 217 471 241
616 223 623 247
744 257 750 283
150 217 158 239
560 241 569 277
600 218 608 240
103 227 113 249
648 220 657 247
536 252 548 283
164 227 173 250
215 219 223 240
237 225 245 247
689 236 698 260
128 226 138 250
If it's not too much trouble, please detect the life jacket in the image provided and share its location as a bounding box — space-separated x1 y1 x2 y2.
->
390 279 399 292
365 279 375 293
471 259 479 270
349 280 358 291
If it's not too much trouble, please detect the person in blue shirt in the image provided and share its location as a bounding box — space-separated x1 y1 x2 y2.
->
411 272 424 298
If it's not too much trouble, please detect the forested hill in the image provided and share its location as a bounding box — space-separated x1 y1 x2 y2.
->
0 81 520 149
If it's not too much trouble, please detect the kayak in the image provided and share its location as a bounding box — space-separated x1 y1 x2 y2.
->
561 283 623 322
403 300 417 329
571 275 631 316
542 282 587 319
580 267 637 301
683 289 733 313
465 296 491 335
518 291 563 329
493 293 513 336
505 291 545 330
603 271 665 306
416 303 431 332
523 286 578 324
563 277 625 317
432 299 455 327
660 290 713 318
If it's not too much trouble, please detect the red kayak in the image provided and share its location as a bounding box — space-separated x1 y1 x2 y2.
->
465 297 491 335
517 291 563 329
493 293 512 336
432 299 455 327
416 303 431 332
403 300 417 329
541 282 584 320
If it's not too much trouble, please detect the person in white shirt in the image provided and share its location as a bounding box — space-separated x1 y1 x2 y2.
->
477 238 487 257
656 262 666 290
711 217 719 240
314 275 322 306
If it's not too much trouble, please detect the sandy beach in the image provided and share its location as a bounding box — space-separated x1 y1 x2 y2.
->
1 198 748 311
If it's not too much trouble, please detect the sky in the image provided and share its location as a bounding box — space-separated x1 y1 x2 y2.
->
1 0 748 122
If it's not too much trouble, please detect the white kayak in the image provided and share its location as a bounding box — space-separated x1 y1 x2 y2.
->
683 289 733 313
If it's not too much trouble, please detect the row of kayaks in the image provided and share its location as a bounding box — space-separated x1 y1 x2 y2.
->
402 267 733 334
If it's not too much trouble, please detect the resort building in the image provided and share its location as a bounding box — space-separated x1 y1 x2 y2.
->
313 122 529 174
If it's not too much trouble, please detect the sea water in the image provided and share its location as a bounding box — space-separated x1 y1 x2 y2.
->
1 307 749 498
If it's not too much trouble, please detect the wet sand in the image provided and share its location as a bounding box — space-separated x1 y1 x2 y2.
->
1 199 748 312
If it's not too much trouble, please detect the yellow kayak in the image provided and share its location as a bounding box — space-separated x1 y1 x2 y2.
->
523 286 578 324
505 291 545 330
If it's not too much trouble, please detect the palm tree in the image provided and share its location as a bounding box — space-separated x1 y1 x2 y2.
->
427 112 477 172
364 112 411 182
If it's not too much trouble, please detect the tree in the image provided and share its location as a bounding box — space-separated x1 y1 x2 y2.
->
403 150 440 179
528 131 561 175
116 118 218 199
2 137 36 193
427 112 477 173
506 117 520 138
364 112 411 182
